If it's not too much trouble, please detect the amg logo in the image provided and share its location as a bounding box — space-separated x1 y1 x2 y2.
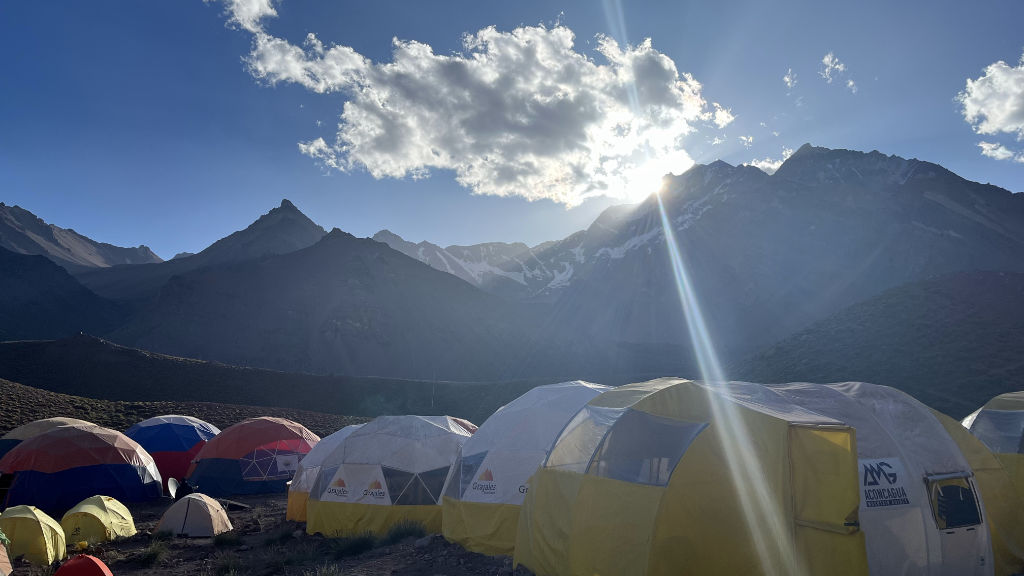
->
863 461 897 486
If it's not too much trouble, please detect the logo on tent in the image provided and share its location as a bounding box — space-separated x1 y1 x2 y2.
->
363 479 386 499
859 458 911 508
472 469 496 495
327 477 349 497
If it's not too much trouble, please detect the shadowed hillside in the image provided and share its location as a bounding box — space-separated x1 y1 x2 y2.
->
734 270 1024 418
0 334 559 424
0 378 366 437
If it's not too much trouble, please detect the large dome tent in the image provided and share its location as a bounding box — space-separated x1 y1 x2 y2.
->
306 415 473 537
515 379 1001 576
962 392 1024 502
287 423 364 522
441 380 609 555
0 418 94 459
186 417 318 496
126 415 220 492
0 423 161 514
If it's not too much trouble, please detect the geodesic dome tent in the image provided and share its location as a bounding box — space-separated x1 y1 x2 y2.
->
0 505 66 566
306 415 474 537
0 418 95 459
126 415 220 491
441 381 609 555
287 424 363 522
0 423 161 513
186 417 319 496
60 495 137 545
963 392 1024 500
515 378 1002 576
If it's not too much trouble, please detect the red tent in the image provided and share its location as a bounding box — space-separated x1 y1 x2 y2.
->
55 555 113 576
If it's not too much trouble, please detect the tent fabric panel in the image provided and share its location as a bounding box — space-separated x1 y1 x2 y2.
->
0 507 66 566
156 494 232 538
127 422 213 453
441 497 520 556
983 392 1024 412
54 554 114 576
0 418 93 442
4 465 161 514
0 427 158 475
795 525 869 576
968 410 1024 454
513 468 584 576
936 410 1024 576
194 417 318 461
286 490 310 522
305 501 440 538
186 458 292 497
0 440 19 460
60 496 136 545
151 444 205 490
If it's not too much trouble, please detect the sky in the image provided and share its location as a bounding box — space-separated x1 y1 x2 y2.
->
2 0 1023 259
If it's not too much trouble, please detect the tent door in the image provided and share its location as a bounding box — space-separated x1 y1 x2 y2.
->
925 474 991 576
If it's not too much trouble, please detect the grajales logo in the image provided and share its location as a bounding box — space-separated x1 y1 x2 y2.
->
471 468 496 495
327 477 349 497
364 479 386 499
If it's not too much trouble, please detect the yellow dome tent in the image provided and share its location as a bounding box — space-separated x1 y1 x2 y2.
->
155 493 233 538
962 391 1024 503
515 379 999 576
60 495 137 545
0 505 66 566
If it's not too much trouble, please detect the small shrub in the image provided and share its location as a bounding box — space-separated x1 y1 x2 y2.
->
140 540 168 567
214 531 243 548
331 532 377 558
213 550 242 576
381 520 425 545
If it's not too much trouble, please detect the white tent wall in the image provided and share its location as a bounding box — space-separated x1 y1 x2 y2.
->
291 424 363 495
766 382 992 576
442 381 608 505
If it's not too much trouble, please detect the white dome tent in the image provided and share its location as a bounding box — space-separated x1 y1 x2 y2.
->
287 424 364 522
441 380 608 554
306 415 473 537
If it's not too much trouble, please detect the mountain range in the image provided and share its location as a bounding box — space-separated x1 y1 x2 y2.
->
1 144 1022 409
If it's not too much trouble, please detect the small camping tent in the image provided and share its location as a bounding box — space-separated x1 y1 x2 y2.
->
54 555 114 576
155 493 233 538
126 415 220 491
515 379 997 576
963 392 1024 502
0 418 94 459
0 505 66 566
0 423 161 513
186 417 319 496
287 424 363 522
441 381 608 555
306 415 473 537
60 495 137 545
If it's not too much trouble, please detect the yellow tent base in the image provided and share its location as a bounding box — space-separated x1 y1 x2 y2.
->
286 491 309 523
441 497 520 556
306 501 441 538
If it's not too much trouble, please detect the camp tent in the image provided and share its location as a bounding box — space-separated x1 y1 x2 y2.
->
60 495 137 545
0 423 161 513
126 415 220 491
0 418 94 459
963 392 1024 501
441 381 609 555
0 505 66 566
156 493 233 538
0 528 11 576
287 424 363 522
515 379 997 576
186 417 319 496
307 415 473 537
54 555 114 576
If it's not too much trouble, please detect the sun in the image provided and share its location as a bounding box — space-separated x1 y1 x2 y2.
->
622 154 693 203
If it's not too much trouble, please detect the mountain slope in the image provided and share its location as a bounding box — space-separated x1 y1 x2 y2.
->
0 247 123 340
105 229 575 380
733 270 1024 418
75 199 326 300
0 202 161 272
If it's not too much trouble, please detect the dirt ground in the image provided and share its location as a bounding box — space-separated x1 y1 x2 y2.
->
6 494 533 576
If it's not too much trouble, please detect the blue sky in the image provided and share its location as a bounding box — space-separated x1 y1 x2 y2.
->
2 0 1022 259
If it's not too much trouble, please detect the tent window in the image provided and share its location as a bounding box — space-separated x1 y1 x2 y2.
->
444 451 486 499
381 467 415 502
969 410 1024 453
394 476 435 506
927 476 982 530
546 406 623 473
419 466 451 504
586 410 707 486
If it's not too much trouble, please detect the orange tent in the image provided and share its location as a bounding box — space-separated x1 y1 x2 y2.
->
55 555 113 576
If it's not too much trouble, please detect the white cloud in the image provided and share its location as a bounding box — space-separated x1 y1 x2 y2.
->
783 68 797 90
746 146 794 174
978 141 1014 160
215 0 276 34
819 52 846 84
846 79 858 94
711 136 725 146
738 135 753 147
215 2 718 205
958 52 1024 140
712 103 735 128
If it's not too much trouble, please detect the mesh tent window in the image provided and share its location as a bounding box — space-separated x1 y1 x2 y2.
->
969 410 1024 453
444 451 486 499
927 476 982 530
585 410 707 486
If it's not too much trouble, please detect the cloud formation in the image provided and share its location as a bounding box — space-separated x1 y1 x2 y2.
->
746 146 794 174
783 68 797 90
738 135 753 147
978 141 1024 163
958 52 1024 140
819 52 845 84
216 1 721 205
